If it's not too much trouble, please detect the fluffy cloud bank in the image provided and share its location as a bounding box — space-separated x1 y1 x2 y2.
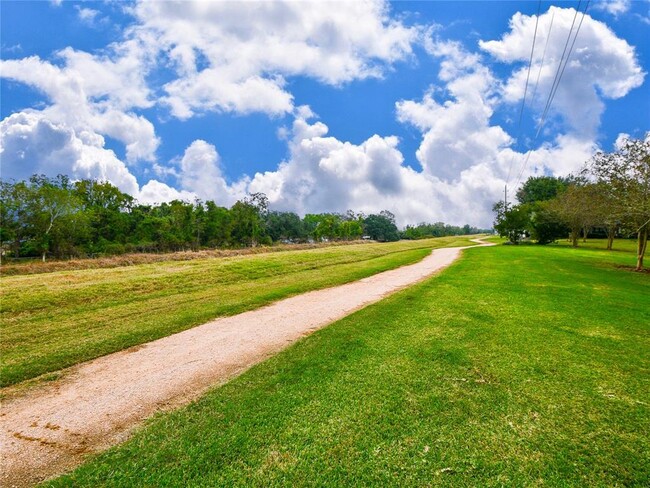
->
0 112 140 196
132 0 419 118
0 112 196 205
0 47 158 162
0 3 645 227
479 6 644 137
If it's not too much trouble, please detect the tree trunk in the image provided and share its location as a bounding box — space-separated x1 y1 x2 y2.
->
637 226 648 271
571 228 579 248
42 252 46 263
606 224 616 250
582 226 588 243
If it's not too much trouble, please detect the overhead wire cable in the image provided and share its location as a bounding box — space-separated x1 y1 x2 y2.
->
536 0 591 138
505 0 543 187
530 10 555 107
517 0 543 129
511 11 556 192
535 0 582 138
514 1 590 189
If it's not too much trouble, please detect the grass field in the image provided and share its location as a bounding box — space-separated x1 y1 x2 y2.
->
0 236 475 387
46 242 649 486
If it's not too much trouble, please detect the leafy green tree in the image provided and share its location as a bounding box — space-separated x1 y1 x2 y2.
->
515 175 571 205
548 184 601 248
588 137 650 269
26 175 84 261
302 213 343 241
526 201 568 245
338 219 363 241
230 193 270 247
363 211 399 242
74 179 133 251
492 201 529 244
0 180 32 257
266 211 306 242
202 201 232 247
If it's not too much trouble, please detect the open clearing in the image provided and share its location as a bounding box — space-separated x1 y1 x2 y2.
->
0 236 475 387
41 241 648 487
1 238 487 487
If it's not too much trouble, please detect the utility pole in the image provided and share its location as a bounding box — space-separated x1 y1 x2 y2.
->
504 184 508 209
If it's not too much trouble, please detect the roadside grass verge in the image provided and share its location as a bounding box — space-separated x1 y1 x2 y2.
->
0 240 372 277
0 236 475 387
47 243 649 486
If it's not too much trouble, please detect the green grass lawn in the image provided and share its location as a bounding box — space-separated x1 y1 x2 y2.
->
552 237 639 253
46 243 649 486
0 236 475 387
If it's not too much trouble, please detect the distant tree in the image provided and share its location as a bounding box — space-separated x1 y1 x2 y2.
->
74 179 133 251
526 201 568 245
202 201 232 247
266 211 306 242
548 184 602 248
0 180 32 257
492 201 529 244
586 182 620 251
230 193 270 247
516 176 571 205
587 136 650 270
316 214 342 241
402 225 423 240
364 211 399 242
339 210 364 241
26 175 84 261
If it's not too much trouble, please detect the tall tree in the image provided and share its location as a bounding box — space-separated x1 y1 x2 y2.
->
516 175 570 205
588 137 650 270
266 211 306 242
27 175 83 261
230 193 270 247
0 180 32 257
363 211 399 242
202 201 232 247
492 201 529 244
548 184 599 248
74 179 133 250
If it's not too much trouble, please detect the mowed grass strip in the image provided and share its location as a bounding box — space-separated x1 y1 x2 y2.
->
0 236 475 387
46 243 649 487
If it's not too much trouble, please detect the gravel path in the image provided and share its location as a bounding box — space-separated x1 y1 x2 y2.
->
0 239 493 487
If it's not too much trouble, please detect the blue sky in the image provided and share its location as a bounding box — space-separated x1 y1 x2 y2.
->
1 0 648 227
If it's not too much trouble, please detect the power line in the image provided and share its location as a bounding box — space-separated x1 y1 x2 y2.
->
536 0 590 138
510 11 556 192
536 0 590 139
517 0 543 129
514 1 591 189
530 10 555 107
536 1 582 134
505 0 542 188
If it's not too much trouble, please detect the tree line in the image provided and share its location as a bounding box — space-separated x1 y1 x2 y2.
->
493 137 650 270
0 175 485 262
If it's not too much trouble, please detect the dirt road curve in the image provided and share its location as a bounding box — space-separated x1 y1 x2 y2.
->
0 239 493 487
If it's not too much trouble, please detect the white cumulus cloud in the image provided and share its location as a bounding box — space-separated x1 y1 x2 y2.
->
593 0 631 17
0 47 158 162
131 0 419 118
0 111 140 196
0 111 205 207
479 6 645 137
177 140 247 205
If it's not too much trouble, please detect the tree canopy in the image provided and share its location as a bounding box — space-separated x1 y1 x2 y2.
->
492 135 649 270
1 174 485 261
